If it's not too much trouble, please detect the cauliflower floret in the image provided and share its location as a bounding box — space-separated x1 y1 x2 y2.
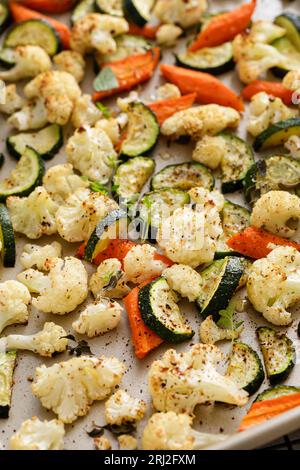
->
24 71 81 126
162 264 202 301
10 417 65 451
0 84 25 115
105 389 146 426
142 412 228 450
70 13 128 55
161 104 240 140
66 126 117 183
18 257 88 315
94 436 112 450
71 94 102 128
247 92 297 137
43 163 89 204
199 316 241 345
117 91 141 112
56 188 118 242
0 280 31 334
192 135 225 170
0 46 51 82
20 242 62 270
89 258 130 299
72 297 122 337
8 98 48 130
156 83 181 101
250 191 300 238
285 135 300 159
156 24 182 47
247 246 300 326
53 50 85 83
283 70 300 102
0 322 68 357
118 435 137 450
188 187 225 212
95 118 121 145
7 187 58 239
32 355 125 423
154 0 207 29
123 244 169 284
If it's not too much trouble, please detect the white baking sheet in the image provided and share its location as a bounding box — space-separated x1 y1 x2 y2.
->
0 0 300 451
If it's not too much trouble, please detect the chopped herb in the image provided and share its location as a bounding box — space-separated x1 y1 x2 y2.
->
68 339 93 357
90 181 109 195
217 301 236 330
95 102 110 119
93 67 118 92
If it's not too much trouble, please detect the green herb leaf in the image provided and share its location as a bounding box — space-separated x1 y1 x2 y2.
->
217 301 235 330
90 181 109 195
95 101 110 118
93 67 118 92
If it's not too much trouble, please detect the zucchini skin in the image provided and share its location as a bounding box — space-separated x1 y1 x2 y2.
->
253 118 300 151
274 12 300 51
0 3 10 35
175 43 235 76
122 0 148 27
255 385 300 402
175 56 235 76
0 204 16 268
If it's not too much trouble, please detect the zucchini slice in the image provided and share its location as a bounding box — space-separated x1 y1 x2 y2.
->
226 343 265 395
113 157 155 203
7 125 63 161
196 256 246 321
0 204 16 268
84 209 128 261
123 0 155 27
219 133 254 193
253 118 300 151
0 147 45 202
100 35 150 64
257 327 296 385
256 385 300 402
4 20 61 56
0 48 15 68
275 12 300 51
0 153 4 169
215 201 250 259
271 37 300 78
0 3 10 35
120 103 159 158
71 0 95 24
176 42 234 75
0 351 17 419
150 162 214 192
139 277 194 343
96 0 123 17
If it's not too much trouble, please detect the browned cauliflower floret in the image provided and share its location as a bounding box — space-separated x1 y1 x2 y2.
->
53 51 85 83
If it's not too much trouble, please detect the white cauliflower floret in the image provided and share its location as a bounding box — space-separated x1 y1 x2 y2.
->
23 71 81 126
95 118 121 145
8 98 48 130
70 13 128 55
0 84 25 115
94 436 112 450
149 344 248 414
247 246 300 326
117 91 141 112
0 46 51 82
142 412 228 450
118 435 137 450
285 135 300 159
250 21 286 44
89 258 130 299
66 126 117 183
247 92 297 137
10 417 65 451
156 24 182 47
0 280 31 334
161 104 240 140
53 50 85 83
199 316 241 345
0 322 68 357
156 83 181 101
71 94 102 128
154 0 207 29
105 389 146 426
72 297 122 337
123 244 169 284
20 242 62 270
283 70 300 103
188 187 225 212
250 191 300 238
7 187 58 239
192 135 225 170
18 257 88 315
32 355 125 423
43 163 89 204
56 188 118 242
162 264 202 301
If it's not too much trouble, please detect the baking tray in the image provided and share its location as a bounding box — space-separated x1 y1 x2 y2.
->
0 0 300 451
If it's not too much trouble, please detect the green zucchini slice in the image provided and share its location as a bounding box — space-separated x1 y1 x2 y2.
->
257 327 296 385
0 147 45 202
96 0 123 16
7 124 63 161
139 277 194 343
71 0 95 24
196 256 246 321
275 12 300 51
120 103 159 158
271 36 300 78
256 385 300 402
100 35 150 64
0 204 16 268
4 20 61 56
215 201 250 259
123 0 155 27
253 118 300 151
150 162 214 192
0 2 10 35
226 343 265 395
176 42 234 75
113 157 155 203
0 351 17 419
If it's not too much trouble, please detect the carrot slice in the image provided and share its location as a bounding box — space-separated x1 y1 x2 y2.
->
242 80 293 106
189 0 257 52
9 2 71 49
239 392 300 432
93 239 137 265
92 48 160 101
128 23 159 39
12 0 75 13
148 93 197 125
124 284 164 359
160 64 244 112
227 227 300 259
